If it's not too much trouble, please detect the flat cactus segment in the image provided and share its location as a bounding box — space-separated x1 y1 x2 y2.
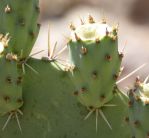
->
0 58 131 138
68 21 121 108
0 0 40 58
0 57 23 116
127 78 149 138
0 58 75 137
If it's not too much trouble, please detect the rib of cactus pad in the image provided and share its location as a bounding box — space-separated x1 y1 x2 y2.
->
0 58 131 138
0 0 40 58
0 57 23 116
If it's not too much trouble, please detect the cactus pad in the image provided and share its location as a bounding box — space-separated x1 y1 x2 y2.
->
0 58 132 137
127 77 149 138
0 57 23 116
68 17 122 108
0 0 40 58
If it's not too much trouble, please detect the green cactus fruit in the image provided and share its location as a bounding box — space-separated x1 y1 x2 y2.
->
0 0 40 58
0 58 131 138
68 16 122 109
127 77 149 138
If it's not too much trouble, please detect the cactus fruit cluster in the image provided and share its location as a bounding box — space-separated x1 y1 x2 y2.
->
0 0 148 138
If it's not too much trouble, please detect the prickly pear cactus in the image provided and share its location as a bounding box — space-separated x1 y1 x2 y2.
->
0 58 131 137
0 0 40 133
127 77 149 138
0 0 147 138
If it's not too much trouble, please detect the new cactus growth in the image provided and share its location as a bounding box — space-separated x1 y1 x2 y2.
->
68 16 125 131
68 16 121 108
0 0 148 138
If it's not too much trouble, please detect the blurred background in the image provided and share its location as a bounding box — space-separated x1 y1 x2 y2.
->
32 0 149 89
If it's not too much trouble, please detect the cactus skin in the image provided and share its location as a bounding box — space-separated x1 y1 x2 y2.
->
0 34 23 117
0 58 131 138
0 0 40 58
0 57 23 116
68 21 122 108
0 58 75 138
126 78 149 138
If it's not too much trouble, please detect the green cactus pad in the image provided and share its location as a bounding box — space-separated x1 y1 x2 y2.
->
127 78 149 138
0 56 23 116
0 58 131 138
0 0 40 58
68 22 122 108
